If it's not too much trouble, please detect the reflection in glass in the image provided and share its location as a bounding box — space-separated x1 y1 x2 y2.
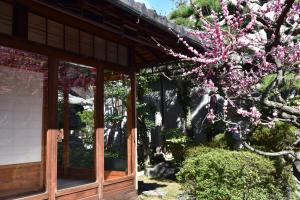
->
57 62 96 189
104 71 130 179
0 46 47 199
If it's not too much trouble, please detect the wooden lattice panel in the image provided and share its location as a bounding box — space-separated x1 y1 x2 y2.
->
28 13 46 44
25 10 130 65
107 41 118 64
80 31 93 57
65 26 79 53
94 36 106 60
0 1 13 35
118 45 128 66
47 20 64 49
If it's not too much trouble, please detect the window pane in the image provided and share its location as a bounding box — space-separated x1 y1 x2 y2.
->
104 71 130 179
57 62 96 189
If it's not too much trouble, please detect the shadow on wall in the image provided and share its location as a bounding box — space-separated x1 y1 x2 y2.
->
144 76 223 144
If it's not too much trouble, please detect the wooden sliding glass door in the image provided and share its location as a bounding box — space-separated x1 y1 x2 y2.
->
103 71 132 180
56 61 97 190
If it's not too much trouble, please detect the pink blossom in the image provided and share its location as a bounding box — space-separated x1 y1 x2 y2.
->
207 109 216 123
237 107 261 123
228 127 239 134
156 0 300 131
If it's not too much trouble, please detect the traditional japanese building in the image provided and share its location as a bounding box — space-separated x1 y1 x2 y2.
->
0 0 200 199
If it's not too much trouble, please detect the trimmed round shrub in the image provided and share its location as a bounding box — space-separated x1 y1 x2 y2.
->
177 147 293 200
184 145 213 158
161 128 191 165
209 133 235 149
249 122 297 152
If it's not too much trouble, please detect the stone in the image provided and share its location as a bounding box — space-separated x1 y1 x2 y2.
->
294 160 300 180
142 188 167 198
176 194 196 200
144 162 176 179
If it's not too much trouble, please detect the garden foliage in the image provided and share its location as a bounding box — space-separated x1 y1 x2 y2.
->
249 122 298 152
177 147 296 200
162 128 191 165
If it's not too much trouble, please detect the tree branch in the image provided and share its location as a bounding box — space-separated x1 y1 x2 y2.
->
280 112 300 127
263 99 300 117
243 142 297 158
270 0 295 48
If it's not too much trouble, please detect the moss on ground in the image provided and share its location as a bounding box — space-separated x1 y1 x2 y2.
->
138 175 182 200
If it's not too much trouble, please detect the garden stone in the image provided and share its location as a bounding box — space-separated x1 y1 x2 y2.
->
144 162 175 179
293 160 300 180
142 188 167 197
176 194 196 200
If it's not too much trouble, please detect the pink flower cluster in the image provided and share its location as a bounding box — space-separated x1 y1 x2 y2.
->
237 107 262 124
228 127 239 134
207 109 216 123
203 80 217 91
157 0 300 129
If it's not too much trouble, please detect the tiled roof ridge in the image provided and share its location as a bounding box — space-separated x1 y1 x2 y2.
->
107 0 199 44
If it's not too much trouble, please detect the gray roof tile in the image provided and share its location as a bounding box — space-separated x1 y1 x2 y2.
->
106 0 200 45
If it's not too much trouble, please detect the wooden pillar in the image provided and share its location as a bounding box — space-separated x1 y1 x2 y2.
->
127 83 133 175
128 47 137 187
130 73 137 189
63 85 70 177
47 56 58 129
46 130 59 200
95 68 104 199
160 75 165 130
127 72 137 176
46 56 59 200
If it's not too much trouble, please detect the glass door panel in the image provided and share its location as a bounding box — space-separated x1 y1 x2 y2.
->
104 71 130 180
57 61 96 189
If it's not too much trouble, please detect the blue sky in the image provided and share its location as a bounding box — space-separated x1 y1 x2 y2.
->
135 0 176 16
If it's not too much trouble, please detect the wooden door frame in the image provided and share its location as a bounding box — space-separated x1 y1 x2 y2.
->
0 43 137 200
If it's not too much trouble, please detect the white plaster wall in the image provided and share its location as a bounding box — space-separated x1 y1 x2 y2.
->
0 66 43 165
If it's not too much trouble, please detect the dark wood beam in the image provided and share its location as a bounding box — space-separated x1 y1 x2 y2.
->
135 50 147 63
12 2 28 39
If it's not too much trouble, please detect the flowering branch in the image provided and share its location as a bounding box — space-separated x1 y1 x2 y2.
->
157 0 300 157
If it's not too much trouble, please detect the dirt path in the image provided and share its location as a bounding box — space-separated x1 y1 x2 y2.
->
138 175 182 200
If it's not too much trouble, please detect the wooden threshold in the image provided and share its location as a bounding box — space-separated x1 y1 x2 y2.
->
15 192 48 200
56 182 99 197
103 185 137 200
104 174 134 186
78 194 99 200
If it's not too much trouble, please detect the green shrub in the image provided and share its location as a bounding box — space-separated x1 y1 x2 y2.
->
184 145 213 158
209 133 236 149
204 120 227 142
177 147 295 200
162 128 191 165
249 122 297 152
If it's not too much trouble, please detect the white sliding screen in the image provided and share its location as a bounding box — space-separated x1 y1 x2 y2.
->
0 66 44 165
0 46 47 199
